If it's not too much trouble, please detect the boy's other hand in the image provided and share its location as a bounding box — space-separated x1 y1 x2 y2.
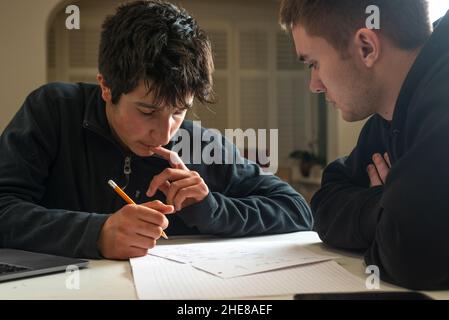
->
146 146 209 211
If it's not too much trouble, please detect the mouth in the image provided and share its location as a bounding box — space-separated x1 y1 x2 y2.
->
139 142 160 150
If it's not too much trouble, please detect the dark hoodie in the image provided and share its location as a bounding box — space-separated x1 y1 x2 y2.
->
312 12 449 290
0 83 312 259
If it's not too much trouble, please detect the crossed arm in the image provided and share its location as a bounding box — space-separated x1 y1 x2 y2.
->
367 152 391 187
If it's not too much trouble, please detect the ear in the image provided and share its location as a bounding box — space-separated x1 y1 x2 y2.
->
96 73 112 102
353 29 380 68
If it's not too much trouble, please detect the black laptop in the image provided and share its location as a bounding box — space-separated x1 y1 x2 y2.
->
0 249 89 282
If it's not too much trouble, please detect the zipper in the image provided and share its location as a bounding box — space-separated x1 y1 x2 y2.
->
83 120 141 196
122 155 142 199
122 155 132 190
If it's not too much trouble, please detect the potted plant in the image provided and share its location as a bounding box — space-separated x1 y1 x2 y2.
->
289 150 326 178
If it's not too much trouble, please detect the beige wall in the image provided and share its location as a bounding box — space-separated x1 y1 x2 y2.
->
327 104 365 160
0 0 66 131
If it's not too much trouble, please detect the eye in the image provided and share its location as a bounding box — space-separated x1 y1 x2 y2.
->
173 109 186 117
138 109 155 116
306 62 317 70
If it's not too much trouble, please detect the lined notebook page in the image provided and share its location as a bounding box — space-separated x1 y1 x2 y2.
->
130 255 368 300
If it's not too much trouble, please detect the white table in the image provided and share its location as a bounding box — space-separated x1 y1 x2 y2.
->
0 232 448 300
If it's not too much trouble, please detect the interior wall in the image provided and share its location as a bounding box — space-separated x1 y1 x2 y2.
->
327 105 365 160
0 0 66 131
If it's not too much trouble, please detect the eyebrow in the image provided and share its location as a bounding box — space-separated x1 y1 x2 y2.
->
298 54 310 62
135 101 193 110
134 101 160 109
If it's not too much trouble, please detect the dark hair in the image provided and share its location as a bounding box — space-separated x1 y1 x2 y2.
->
279 0 432 53
99 0 214 108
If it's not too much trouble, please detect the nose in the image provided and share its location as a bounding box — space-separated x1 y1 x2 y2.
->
151 115 172 146
309 69 326 94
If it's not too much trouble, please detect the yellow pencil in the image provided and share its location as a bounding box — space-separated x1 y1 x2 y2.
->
108 179 168 240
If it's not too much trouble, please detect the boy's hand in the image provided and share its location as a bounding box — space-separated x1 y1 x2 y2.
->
367 153 391 187
98 200 174 260
146 146 209 211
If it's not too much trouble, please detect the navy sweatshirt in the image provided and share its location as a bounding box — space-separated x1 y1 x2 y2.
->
0 83 312 259
312 12 449 290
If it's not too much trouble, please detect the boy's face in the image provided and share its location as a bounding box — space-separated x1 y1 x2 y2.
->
292 25 378 122
104 80 190 157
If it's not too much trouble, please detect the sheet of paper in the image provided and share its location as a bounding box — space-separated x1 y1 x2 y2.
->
148 241 335 278
130 255 368 300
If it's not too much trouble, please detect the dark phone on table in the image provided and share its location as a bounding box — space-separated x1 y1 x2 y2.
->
294 291 432 300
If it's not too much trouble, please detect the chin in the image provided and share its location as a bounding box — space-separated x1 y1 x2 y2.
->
342 112 370 123
341 112 360 123
341 116 356 122
132 145 154 157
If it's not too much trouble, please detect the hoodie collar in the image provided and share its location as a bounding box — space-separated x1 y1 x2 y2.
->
81 83 115 142
391 10 449 132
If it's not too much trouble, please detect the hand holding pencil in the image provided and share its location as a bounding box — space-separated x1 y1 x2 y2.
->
97 180 174 260
108 180 169 239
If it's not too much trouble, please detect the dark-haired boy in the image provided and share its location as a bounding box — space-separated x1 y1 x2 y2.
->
0 0 312 260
